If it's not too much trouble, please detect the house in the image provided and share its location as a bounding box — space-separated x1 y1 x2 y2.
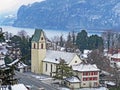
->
71 63 100 88
80 50 92 60
0 53 5 67
18 62 28 73
111 51 120 62
0 84 28 90
110 50 120 68
8 59 28 73
31 29 82 76
65 76 81 88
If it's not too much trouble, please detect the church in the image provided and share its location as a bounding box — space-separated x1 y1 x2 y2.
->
31 29 82 76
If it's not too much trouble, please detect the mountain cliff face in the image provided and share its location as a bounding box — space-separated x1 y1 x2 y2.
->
13 0 120 30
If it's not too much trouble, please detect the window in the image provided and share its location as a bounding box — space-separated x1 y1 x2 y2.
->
83 78 88 81
86 72 89 76
83 78 86 81
94 72 98 75
51 64 52 72
33 43 36 49
83 72 89 76
75 61 77 63
93 77 97 80
83 72 86 76
41 43 43 49
91 72 94 75
89 77 92 81
94 82 98 86
46 63 47 72
41 37 43 40
83 83 86 85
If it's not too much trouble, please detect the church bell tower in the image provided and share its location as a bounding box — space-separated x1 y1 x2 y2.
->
31 29 46 74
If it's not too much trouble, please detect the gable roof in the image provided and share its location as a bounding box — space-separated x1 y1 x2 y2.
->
31 29 43 42
111 53 120 59
65 76 81 83
43 50 76 64
72 63 100 72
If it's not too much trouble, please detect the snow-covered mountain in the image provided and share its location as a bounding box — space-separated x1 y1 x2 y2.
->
13 0 120 30
0 14 16 26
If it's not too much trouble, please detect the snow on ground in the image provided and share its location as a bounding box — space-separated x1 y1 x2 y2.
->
31 75 108 90
31 74 53 80
60 87 108 90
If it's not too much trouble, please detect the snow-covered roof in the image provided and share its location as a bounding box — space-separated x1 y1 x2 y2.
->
0 60 5 66
12 84 28 90
18 62 27 69
43 50 76 64
116 62 120 68
80 54 88 59
105 81 116 86
65 76 81 83
8 59 19 66
0 84 27 90
111 53 120 59
83 50 92 54
0 46 8 55
72 63 100 72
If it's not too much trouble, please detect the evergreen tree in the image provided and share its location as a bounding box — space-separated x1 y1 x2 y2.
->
72 30 76 45
88 35 103 50
0 32 5 42
76 30 88 52
10 34 31 65
65 32 72 51
53 59 73 80
4 55 12 64
59 35 64 47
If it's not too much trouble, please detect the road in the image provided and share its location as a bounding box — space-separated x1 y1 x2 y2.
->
15 71 58 90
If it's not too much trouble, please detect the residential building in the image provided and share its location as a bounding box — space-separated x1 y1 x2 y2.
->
8 59 28 73
31 29 82 75
72 63 100 88
0 53 5 67
108 49 120 68
65 76 81 88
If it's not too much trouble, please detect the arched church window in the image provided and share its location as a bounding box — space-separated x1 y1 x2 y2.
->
34 43 36 49
41 43 43 49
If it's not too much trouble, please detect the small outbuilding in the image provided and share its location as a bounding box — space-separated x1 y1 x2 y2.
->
65 76 81 89
18 62 28 73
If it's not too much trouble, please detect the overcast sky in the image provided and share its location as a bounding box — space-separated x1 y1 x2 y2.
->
0 0 44 14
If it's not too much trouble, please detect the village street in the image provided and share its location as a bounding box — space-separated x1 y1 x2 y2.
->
16 71 108 90
16 71 59 90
